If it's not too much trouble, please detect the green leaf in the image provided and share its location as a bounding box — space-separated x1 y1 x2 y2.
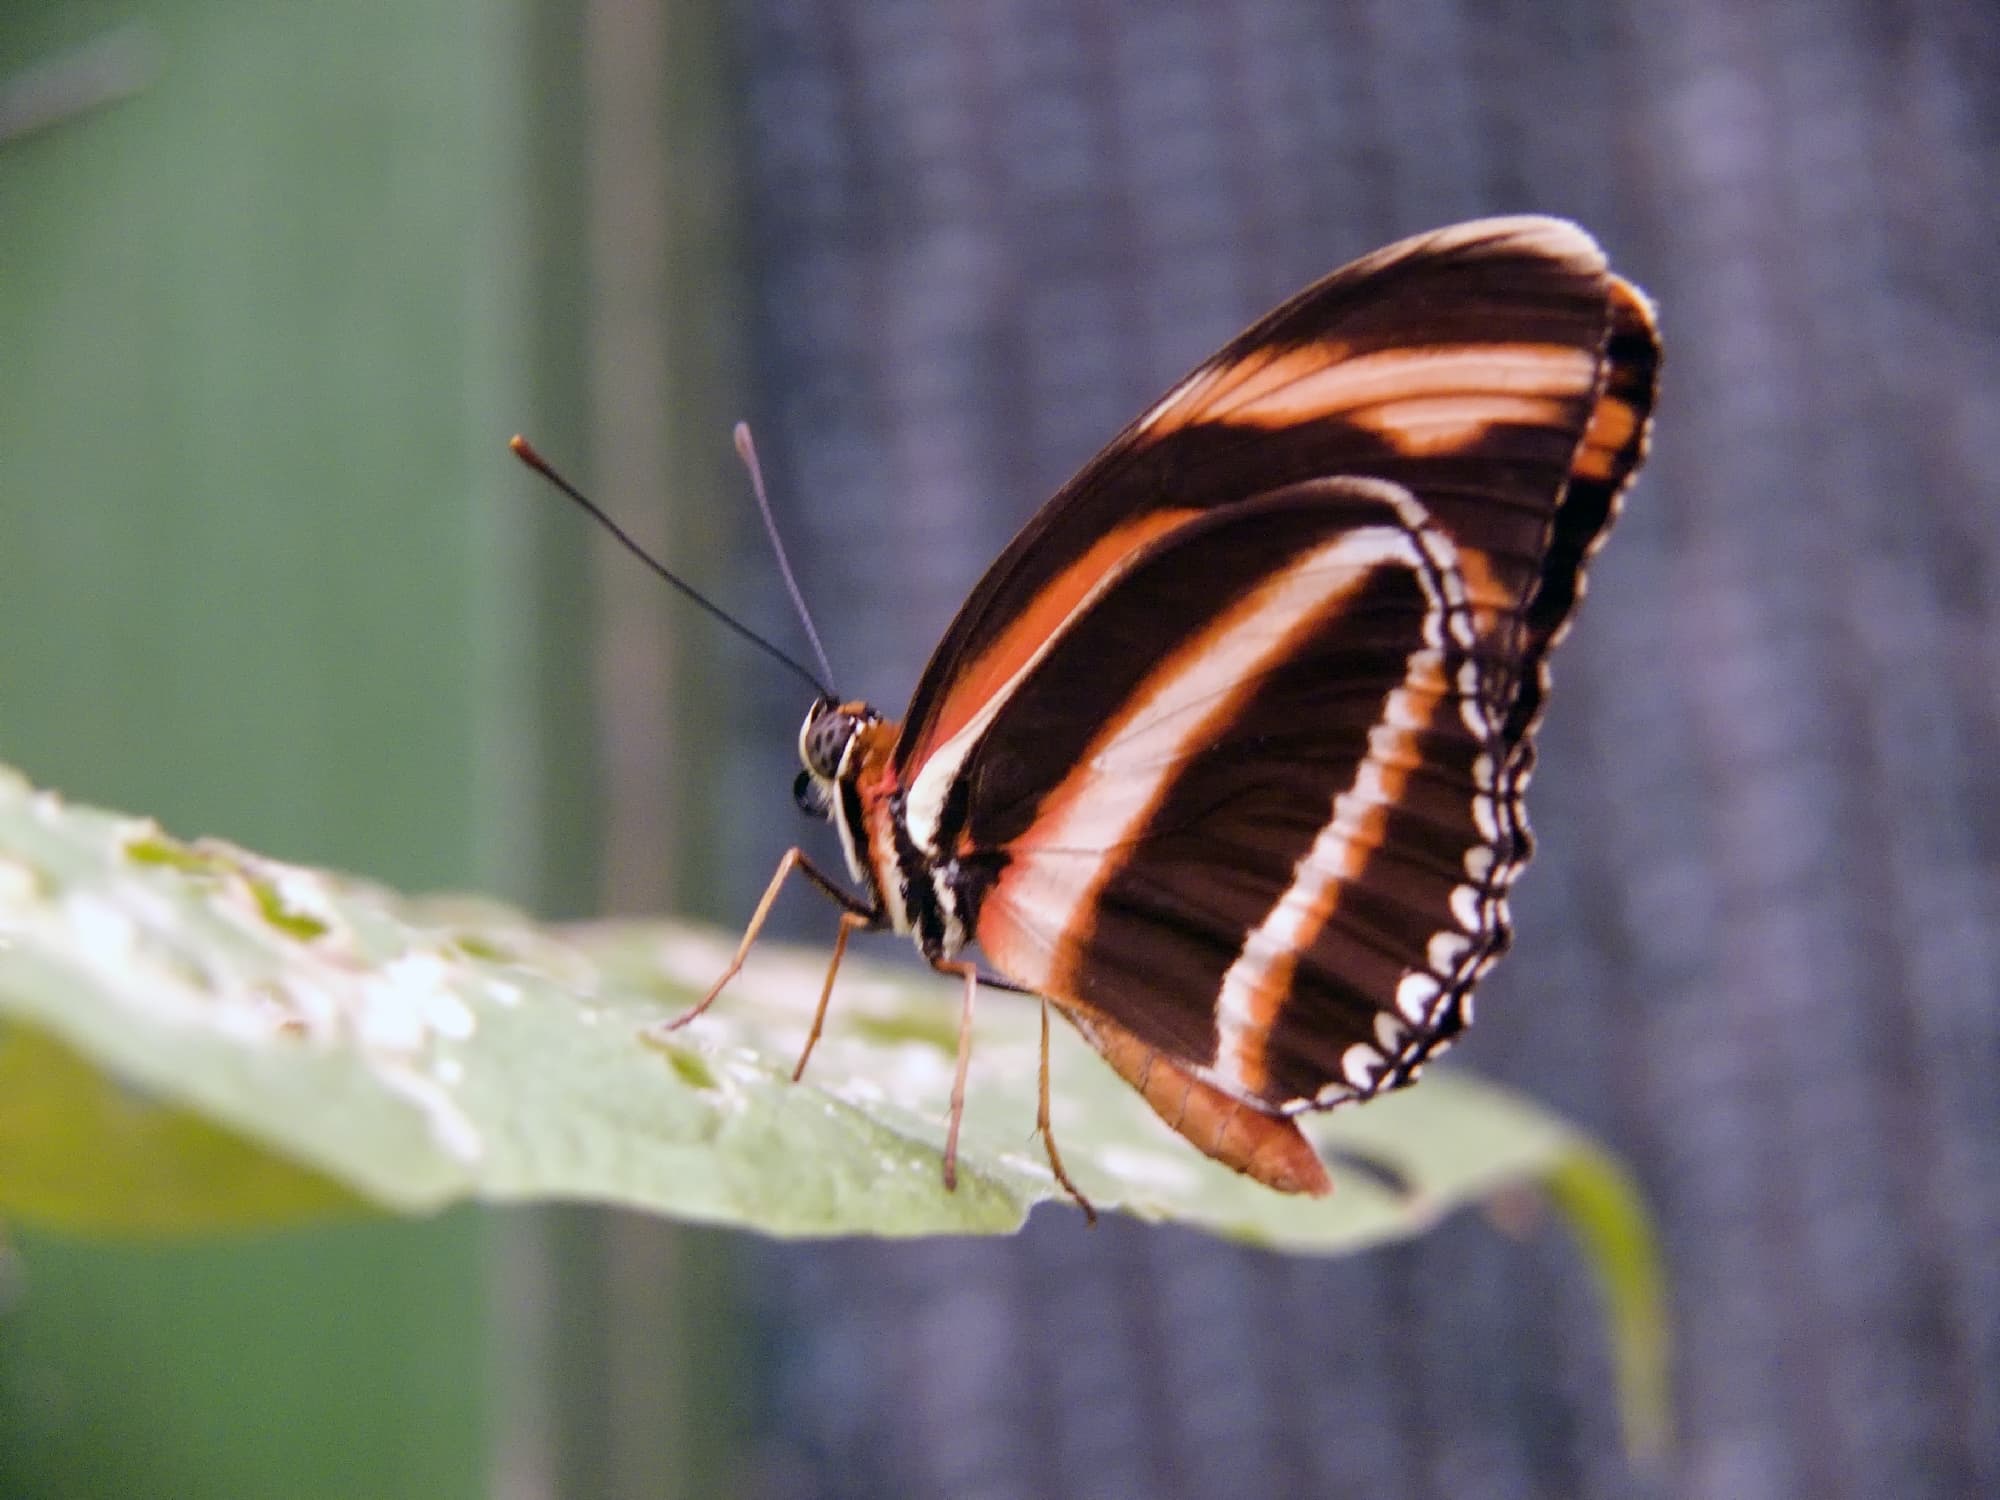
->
0 763 1669 1452
1546 1144 1674 1462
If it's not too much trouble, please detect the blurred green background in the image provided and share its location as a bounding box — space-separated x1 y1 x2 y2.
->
2 2 733 1494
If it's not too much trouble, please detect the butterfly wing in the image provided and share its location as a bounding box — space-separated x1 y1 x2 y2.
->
890 215 1658 1132
894 216 1658 785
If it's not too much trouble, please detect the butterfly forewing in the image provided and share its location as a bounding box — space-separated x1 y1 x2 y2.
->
895 217 1634 785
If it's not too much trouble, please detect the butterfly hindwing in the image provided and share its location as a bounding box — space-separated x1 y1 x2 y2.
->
916 478 1510 1112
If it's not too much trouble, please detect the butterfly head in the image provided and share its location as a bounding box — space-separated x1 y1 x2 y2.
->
792 696 879 819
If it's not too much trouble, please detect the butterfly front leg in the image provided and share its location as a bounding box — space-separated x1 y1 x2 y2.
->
658 846 879 1036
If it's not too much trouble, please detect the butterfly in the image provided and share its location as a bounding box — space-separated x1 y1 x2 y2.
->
660 216 1659 1218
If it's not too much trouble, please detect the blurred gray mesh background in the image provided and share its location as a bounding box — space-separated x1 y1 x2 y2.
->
702 0 2000 1494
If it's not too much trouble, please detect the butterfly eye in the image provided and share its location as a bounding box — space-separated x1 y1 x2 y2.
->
793 770 830 818
803 709 856 778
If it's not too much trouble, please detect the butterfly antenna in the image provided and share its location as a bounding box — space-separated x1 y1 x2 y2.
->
733 422 838 695
509 435 835 701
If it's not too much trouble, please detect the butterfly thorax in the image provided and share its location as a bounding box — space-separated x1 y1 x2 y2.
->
795 698 970 962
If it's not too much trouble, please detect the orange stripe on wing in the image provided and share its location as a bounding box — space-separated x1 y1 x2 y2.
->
905 509 1201 772
1136 341 1353 435
1141 340 1598 446
1352 392 1582 458
1570 392 1643 483
1570 278 1659 487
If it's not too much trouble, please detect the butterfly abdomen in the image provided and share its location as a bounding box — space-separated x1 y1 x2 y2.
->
1066 1005 1333 1196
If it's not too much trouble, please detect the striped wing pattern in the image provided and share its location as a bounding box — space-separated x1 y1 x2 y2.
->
946 479 1501 1110
897 216 1659 1124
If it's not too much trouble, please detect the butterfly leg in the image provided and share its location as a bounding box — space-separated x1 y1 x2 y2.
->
1037 1000 1097 1224
791 908 868 1082
930 958 981 1191
661 847 873 1032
